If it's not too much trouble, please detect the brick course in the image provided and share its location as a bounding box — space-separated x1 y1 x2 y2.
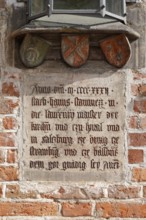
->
0 167 18 181
62 203 92 217
96 202 146 218
128 149 144 164
0 202 58 216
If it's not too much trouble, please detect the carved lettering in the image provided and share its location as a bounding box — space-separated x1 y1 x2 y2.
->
45 110 75 119
78 137 86 144
30 146 59 158
31 97 46 106
107 124 120 132
31 136 38 144
74 97 104 108
103 159 120 170
23 74 125 181
94 147 118 157
54 86 64 94
91 87 109 95
86 122 103 132
72 124 83 132
55 124 68 131
82 149 90 158
41 135 73 145
31 84 51 94
62 161 86 171
49 97 70 107
47 161 59 170
31 111 41 118
90 136 108 146
107 112 118 119
31 122 51 132
64 149 77 156
91 159 100 169
30 161 44 169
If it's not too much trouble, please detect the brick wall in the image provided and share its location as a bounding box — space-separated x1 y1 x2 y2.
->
0 0 146 220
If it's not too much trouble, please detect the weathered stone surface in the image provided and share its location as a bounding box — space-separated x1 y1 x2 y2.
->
22 62 126 182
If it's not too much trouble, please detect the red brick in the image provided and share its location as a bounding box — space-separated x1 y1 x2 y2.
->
2 82 19 97
7 150 17 163
128 133 146 146
139 84 146 96
0 133 15 147
0 150 5 163
139 117 146 129
62 203 92 217
129 116 138 129
0 166 18 181
0 202 57 216
108 185 140 199
128 149 144 164
0 98 19 114
132 168 146 182
131 84 139 96
6 185 37 199
3 117 17 130
96 202 146 218
134 100 146 113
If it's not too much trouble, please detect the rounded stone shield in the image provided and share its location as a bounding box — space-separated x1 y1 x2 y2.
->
61 35 89 68
100 34 131 68
20 34 51 68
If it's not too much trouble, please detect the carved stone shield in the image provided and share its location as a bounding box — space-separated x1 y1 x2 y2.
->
20 34 51 68
100 34 131 68
61 35 89 68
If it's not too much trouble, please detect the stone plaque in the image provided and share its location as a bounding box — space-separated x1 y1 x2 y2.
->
23 66 125 182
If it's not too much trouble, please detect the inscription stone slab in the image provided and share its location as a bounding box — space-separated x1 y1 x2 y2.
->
23 66 125 182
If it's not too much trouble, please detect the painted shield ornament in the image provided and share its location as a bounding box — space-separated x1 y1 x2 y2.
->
100 34 131 68
61 35 89 68
20 34 51 68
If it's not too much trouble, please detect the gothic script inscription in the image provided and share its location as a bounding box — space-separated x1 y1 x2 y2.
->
23 71 125 181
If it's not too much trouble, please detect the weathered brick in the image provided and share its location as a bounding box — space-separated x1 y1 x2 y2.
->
0 150 5 163
134 100 146 113
139 117 146 129
62 203 92 217
0 166 18 181
128 133 146 146
129 116 138 129
108 185 141 199
6 185 37 199
41 186 104 200
133 70 146 80
3 117 17 130
132 168 146 182
0 98 19 114
139 84 146 96
128 149 144 164
0 133 15 147
96 202 146 218
0 202 57 216
7 150 17 163
2 82 19 97
131 84 139 96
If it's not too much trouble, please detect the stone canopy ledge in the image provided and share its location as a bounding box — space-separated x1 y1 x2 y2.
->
11 14 140 42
